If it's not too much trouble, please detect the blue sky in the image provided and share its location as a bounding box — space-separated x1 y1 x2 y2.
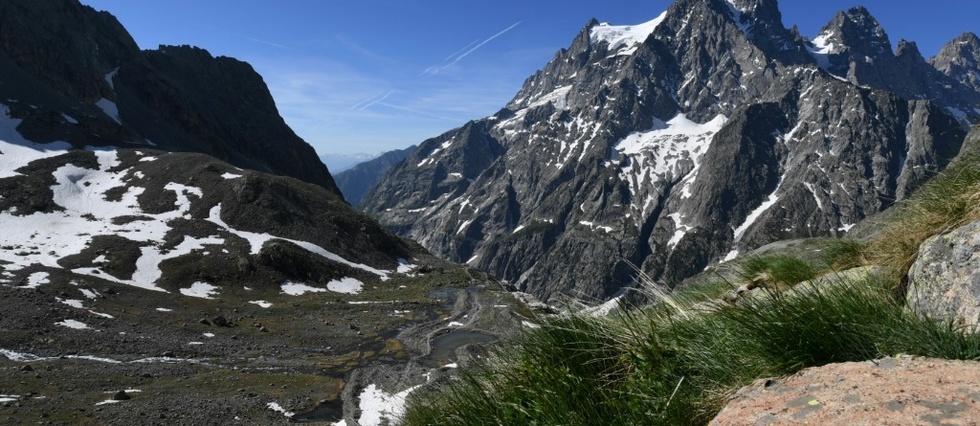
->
80 0 980 156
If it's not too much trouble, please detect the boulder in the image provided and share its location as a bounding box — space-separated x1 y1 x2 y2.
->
711 357 980 425
907 219 980 329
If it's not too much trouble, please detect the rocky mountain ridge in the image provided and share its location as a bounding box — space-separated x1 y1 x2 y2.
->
0 0 339 194
362 0 979 303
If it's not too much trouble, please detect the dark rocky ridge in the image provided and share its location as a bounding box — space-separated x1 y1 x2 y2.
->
0 0 339 194
363 0 978 303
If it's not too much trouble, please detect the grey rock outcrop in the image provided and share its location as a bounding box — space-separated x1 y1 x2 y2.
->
363 0 973 303
908 219 980 329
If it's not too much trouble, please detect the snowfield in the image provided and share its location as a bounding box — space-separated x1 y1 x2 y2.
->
0 105 395 295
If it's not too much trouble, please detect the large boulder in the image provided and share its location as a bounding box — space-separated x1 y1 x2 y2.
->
711 357 980 425
907 219 980 329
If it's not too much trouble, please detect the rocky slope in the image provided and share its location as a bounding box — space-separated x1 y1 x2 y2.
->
0 0 338 194
362 0 978 303
336 145 417 206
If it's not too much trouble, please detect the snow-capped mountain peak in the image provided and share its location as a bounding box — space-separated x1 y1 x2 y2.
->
363 0 976 303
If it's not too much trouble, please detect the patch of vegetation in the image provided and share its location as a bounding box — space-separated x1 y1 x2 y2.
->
821 239 867 270
738 254 818 288
403 276 980 425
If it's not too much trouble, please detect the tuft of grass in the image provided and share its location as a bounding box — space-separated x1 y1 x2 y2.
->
868 158 980 287
402 275 980 425
738 254 818 289
821 239 868 271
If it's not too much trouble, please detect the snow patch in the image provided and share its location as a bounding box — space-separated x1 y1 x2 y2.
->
95 98 122 124
22 272 50 289
804 182 824 211
357 383 422 426
731 177 784 243
249 300 272 308
58 298 85 309
590 11 667 52
579 221 613 233
104 67 119 90
267 402 295 418
0 108 72 178
724 0 754 35
666 213 693 249
221 172 242 179
327 277 363 294
55 319 89 330
396 258 417 274
615 114 726 214
179 282 219 299
207 204 389 278
807 32 839 70
281 282 328 296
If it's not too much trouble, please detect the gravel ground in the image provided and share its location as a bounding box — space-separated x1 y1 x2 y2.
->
0 262 526 425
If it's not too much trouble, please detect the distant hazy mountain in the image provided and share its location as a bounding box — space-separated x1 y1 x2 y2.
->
362 0 978 303
319 152 378 173
335 145 417 206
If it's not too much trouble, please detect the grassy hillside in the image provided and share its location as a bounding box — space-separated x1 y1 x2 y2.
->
401 139 980 425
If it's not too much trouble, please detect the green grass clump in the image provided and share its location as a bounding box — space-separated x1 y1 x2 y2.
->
402 276 980 425
738 254 818 288
821 239 867 271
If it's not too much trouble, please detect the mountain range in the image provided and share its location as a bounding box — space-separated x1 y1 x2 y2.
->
361 0 980 303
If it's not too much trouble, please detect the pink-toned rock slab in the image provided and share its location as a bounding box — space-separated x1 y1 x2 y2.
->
710 357 980 426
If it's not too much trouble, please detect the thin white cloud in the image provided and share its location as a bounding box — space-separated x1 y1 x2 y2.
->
425 21 522 75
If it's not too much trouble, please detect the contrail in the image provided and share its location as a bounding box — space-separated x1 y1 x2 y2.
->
443 39 482 62
452 21 522 65
350 91 391 110
359 91 394 110
426 21 522 75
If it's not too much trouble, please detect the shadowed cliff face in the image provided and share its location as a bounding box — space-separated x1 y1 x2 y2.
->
0 0 340 195
362 0 977 303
